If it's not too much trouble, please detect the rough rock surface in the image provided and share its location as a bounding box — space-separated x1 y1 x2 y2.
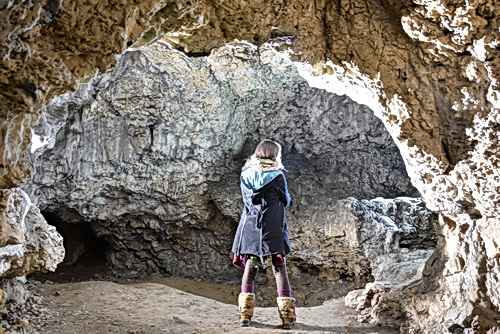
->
2 0 500 333
0 189 64 278
1 278 46 334
330 197 436 281
28 41 422 307
342 197 437 329
0 0 204 188
284 3 500 332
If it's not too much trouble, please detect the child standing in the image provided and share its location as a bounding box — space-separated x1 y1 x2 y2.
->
231 139 296 329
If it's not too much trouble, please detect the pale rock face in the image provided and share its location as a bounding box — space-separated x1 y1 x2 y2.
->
338 197 436 281
0 189 64 278
0 0 202 188
1 277 30 305
0 188 26 248
342 197 438 328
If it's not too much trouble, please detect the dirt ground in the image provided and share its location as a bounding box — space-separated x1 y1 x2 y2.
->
15 278 400 334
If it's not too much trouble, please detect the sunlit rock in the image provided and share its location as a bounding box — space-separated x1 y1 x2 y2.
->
342 197 438 328
1 0 499 332
0 189 64 278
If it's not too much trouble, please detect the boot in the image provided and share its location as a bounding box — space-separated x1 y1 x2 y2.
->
277 297 296 329
238 292 255 326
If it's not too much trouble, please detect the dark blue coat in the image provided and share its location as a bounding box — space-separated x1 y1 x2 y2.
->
231 167 292 258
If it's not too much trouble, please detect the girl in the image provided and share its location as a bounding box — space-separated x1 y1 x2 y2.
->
231 139 296 329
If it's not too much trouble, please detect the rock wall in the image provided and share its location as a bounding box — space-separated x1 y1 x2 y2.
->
27 42 420 305
1 0 499 332
343 197 438 328
0 188 64 278
281 2 500 333
0 187 64 320
0 0 203 188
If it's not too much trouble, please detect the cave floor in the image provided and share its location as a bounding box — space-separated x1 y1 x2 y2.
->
26 280 398 334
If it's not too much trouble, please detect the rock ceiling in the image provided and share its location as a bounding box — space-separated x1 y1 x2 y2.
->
1 1 499 333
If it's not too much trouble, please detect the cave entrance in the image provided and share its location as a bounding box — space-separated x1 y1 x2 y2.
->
28 40 437 308
30 211 113 283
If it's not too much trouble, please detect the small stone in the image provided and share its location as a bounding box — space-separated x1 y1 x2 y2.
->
168 316 187 324
13 319 29 326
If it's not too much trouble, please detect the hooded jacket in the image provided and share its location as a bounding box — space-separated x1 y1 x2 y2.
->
231 166 292 258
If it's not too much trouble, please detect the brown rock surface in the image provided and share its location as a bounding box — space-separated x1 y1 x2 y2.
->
0 288 6 310
0 0 200 188
1 0 499 333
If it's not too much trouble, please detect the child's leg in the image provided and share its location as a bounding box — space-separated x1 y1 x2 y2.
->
272 254 296 328
272 254 291 297
239 257 258 326
241 257 258 293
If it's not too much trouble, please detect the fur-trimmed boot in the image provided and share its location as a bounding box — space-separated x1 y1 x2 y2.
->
238 293 255 326
277 297 296 329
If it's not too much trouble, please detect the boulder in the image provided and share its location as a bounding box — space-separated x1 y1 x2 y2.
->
0 189 64 278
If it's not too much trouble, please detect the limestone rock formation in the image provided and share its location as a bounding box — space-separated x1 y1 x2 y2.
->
1 0 499 332
342 197 438 328
0 188 64 278
0 187 64 330
27 42 421 306
1 277 30 305
0 0 204 188
334 197 436 281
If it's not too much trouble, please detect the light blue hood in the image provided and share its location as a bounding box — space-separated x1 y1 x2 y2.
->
241 168 283 190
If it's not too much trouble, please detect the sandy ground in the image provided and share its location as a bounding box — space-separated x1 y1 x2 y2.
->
26 279 399 334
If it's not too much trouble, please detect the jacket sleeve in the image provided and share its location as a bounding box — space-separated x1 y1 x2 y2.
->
276 173 291 207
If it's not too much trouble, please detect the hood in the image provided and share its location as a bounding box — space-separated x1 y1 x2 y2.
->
241 168 282 190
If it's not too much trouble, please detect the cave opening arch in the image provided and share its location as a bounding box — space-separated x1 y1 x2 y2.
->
25 40 440 312
1 1 498 332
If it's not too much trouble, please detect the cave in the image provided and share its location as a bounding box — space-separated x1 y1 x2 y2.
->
36 212 111 281
25 40 434 309
1 1 499 333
